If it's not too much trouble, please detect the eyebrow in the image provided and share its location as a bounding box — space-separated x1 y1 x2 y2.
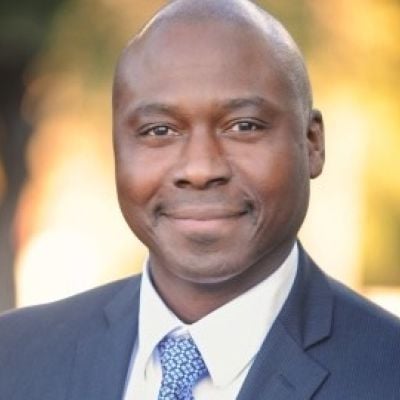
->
128 95 270 120
128 102 179 118
220 96 268 111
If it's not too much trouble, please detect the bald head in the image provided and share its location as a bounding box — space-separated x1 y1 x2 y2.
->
115 0 313 116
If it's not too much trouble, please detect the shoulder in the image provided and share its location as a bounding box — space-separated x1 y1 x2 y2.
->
293 250 400 397
313 276 400 397
0 275 142 398
297 247 400 336
0 275 141 346
327 275 400 337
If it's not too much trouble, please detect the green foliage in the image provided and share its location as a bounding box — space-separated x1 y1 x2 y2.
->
0 0 63 62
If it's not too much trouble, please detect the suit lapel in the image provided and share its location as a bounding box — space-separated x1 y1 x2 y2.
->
237 322 329 400
68 277 141 400
66 245 333 400
238 245 333 400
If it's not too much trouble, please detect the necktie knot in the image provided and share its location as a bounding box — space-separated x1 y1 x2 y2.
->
157 334 208 400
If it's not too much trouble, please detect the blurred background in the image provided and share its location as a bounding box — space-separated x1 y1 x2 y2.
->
0 0 399 314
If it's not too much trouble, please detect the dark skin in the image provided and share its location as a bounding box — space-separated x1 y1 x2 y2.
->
113 13 324 323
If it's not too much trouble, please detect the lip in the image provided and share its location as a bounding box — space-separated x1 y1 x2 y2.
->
162 206 247 220
160 206 248 235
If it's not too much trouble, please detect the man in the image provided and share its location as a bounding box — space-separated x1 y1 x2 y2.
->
1 0 399 399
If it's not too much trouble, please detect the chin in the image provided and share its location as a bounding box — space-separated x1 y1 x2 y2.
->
166 251 251 285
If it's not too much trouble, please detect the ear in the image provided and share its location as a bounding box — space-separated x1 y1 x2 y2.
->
307 109 325 179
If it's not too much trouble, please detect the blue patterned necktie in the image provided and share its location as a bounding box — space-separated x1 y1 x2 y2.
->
157 334 209 400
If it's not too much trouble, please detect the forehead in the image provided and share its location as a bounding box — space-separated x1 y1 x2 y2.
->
116 21 295 111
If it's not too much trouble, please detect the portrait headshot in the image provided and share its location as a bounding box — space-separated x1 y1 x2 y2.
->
0 0 399 399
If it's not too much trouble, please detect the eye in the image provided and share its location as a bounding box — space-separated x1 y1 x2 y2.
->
229 120 264 132
140 125 178 137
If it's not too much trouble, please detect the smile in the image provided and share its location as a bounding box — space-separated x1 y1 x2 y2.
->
163 207 248 220
161 206 248 235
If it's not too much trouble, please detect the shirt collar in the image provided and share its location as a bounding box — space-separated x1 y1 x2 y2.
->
137 243 298 387
136 266 182 376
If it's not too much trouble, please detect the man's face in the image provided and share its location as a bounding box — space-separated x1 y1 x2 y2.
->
113 21 324 287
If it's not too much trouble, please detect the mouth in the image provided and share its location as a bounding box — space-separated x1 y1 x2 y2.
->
159 205 250 236
164 206 248 220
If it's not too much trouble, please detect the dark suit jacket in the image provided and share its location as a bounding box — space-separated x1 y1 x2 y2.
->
1 247 400 399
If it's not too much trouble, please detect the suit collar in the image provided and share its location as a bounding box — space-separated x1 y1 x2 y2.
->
68 276 141 400
67 245 333 400
103 275 142 326
278 244 333 349
237 322 329 400
237 244 333 400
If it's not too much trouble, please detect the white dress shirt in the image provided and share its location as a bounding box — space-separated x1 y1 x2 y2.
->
123 243 298 399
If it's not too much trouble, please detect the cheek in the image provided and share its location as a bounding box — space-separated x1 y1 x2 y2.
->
116 162 155 206
115 142 169 206
236 142 308 213
115 152 164 243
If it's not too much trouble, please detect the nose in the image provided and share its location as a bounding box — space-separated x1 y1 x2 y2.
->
173 130 232 190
